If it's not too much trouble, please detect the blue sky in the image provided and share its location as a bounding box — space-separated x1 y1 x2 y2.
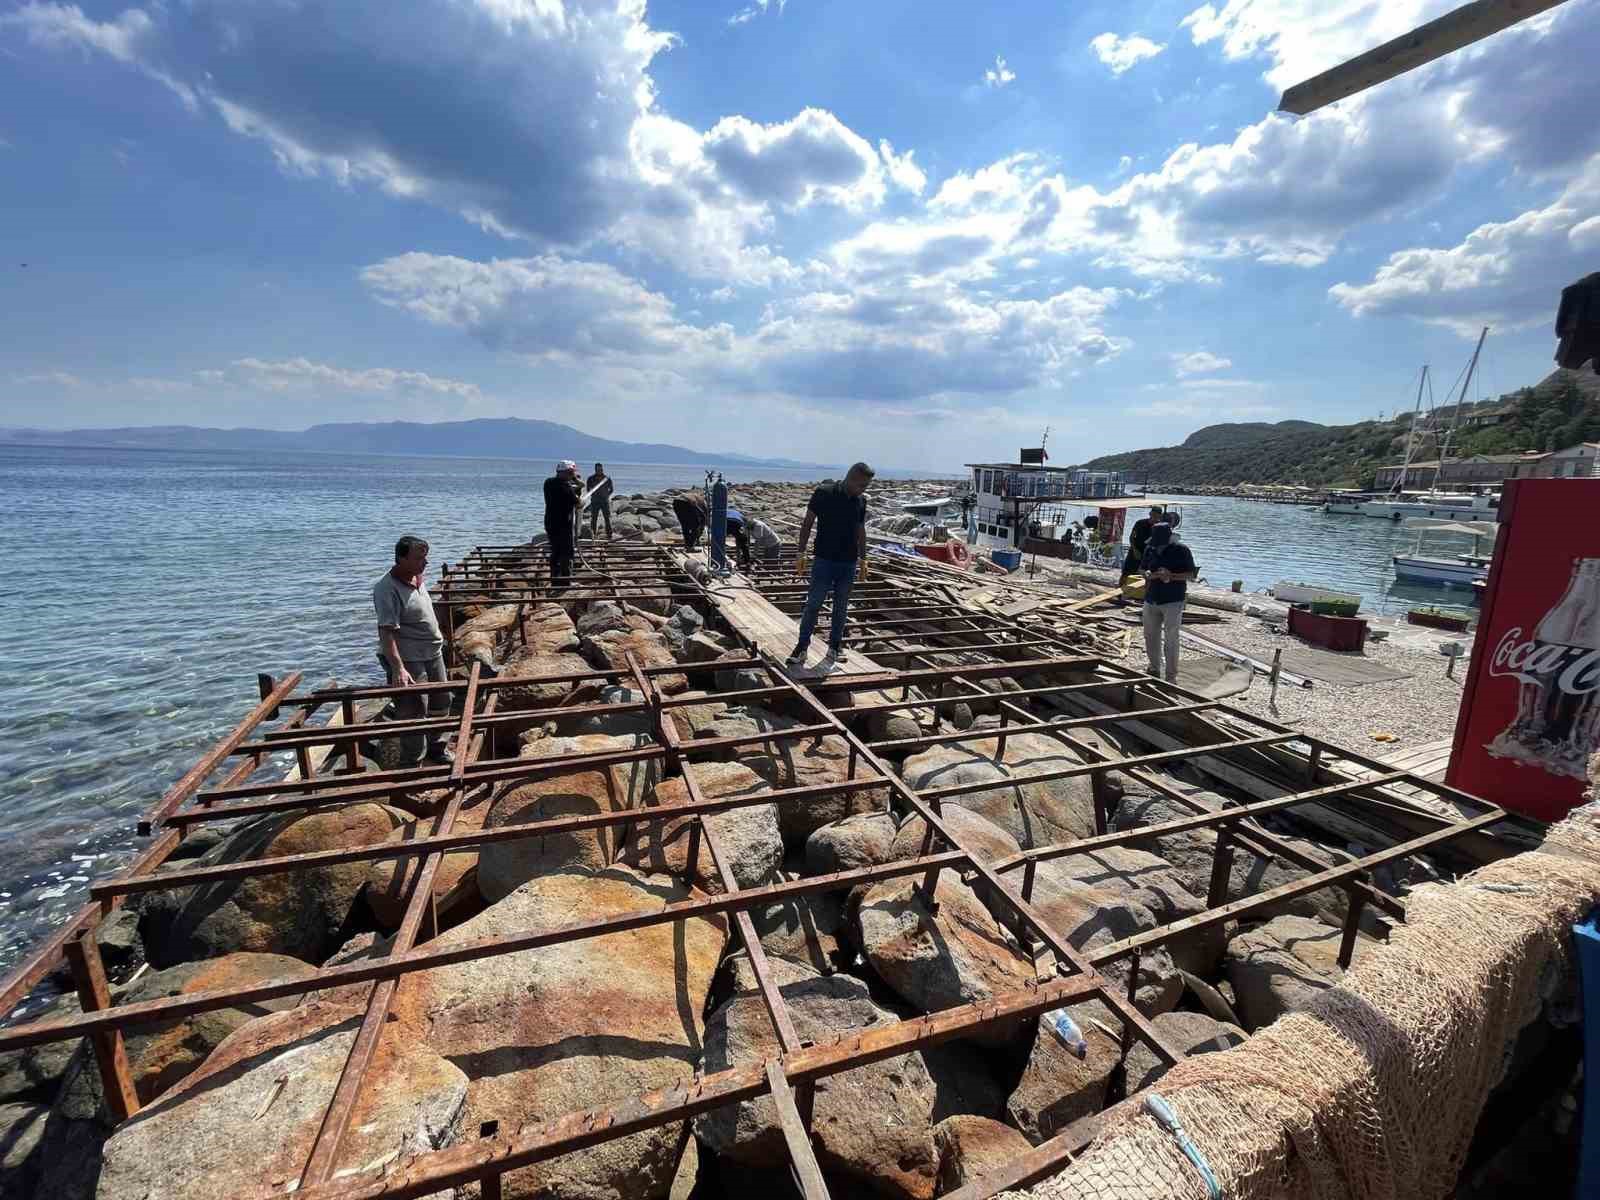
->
2 0 1597 470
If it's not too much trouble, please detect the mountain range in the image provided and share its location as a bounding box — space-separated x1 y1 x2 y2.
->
0 417 828 469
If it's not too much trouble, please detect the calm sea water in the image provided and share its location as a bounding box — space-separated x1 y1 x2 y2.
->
0 446 1479 974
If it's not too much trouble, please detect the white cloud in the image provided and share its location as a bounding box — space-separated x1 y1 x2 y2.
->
1135 378 1277 420
12 369 83 387
1089 33 1166 75
362 251 1129 407
1172 350 1232 376
878 140 927 195
728 0 786 26
0 0 904 287
225 357 484 400
984 55 1016 89
129 376 195 394
1330 158 1600 336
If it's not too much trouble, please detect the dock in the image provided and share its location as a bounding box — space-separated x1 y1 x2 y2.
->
0 533 1540 1200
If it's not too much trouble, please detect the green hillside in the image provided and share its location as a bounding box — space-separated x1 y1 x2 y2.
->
1083 370 1600 487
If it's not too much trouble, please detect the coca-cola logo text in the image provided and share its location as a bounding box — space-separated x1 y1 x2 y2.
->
1489 626 1600 695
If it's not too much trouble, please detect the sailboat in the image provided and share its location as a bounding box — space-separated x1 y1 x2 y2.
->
1354 329 1499 520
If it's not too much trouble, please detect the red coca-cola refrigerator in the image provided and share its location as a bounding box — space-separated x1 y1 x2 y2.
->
1448 478 1600 821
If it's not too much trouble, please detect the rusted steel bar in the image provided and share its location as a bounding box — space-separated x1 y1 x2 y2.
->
264 974 1101 1200
138 670 305 834
803 656 1102 693
1090 809 1507 967
915 733 1303 802
844 675 1159 716
300 657 761 704
765 663 1187 1070
685 764 804 1055
95 776 885 900
989 773 1412 874
299 666 490 1187
765 1059 832 1200
63 933 140 1121
0 851 969 1052
865 701 1223 752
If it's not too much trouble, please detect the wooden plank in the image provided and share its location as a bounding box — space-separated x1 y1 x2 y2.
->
1278 0 1568 114
675 554 882 676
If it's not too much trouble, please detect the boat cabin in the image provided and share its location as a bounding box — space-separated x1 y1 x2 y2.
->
965 453 1126 551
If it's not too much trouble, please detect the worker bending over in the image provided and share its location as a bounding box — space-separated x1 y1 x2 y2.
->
787 462 874 670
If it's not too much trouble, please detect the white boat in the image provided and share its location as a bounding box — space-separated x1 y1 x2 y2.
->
1323 491 1378 515
1358 490 1499 520
1271 581 1362 607
1391 518 1497 587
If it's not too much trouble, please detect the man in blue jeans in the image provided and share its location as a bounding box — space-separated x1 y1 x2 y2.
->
787 462 874 670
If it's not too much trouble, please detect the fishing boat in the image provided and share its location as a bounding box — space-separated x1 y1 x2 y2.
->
1391 518 1498 586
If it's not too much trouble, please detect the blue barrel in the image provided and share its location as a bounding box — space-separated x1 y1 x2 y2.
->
992 548 1023 571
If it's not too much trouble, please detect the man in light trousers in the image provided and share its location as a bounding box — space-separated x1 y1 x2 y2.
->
1139 523 1197 683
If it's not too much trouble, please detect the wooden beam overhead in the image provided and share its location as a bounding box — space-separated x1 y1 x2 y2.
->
1277 0 1569 115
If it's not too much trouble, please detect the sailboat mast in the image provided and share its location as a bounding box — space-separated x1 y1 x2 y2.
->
1442 326 1490 470
1391 364 1429 496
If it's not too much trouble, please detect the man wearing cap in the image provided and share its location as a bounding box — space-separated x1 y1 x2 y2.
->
1139 523 1198 683
543 460 583 586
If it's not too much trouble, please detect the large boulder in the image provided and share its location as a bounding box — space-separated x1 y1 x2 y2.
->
0 1103 46 1200
520 731 660 809
695 962 940 1200
94 1002 468 1200
478 751 652 903
454 603 521 664
620 764 783 892
1113 791 1359 928
1224 914 1375 1031
522 602 581 655
748 878 849 975
1007 1000 1124 1143
390 867 727 1200
899 735 1098 850
582 630 688 694
576 601 643 639
363 786 497 928
855 874 1035 1046
1121 1010 1245 1094
499 649 592 709
889 807 1022 868
720 713 887 847
0 992 82 1105
1018 870 1183 1015
806 812 899 876
664 691 729 741
934 1115 1033 1191
139 802 414 967
28 953 319 1200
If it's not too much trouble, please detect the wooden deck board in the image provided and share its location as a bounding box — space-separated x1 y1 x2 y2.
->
674 554 885 677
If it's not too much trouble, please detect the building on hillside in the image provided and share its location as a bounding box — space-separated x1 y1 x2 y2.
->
1504 452 1552 479
1373 459 1443 489
1440 454 1526 485
1537 443 1600 478
1464 404 1517 428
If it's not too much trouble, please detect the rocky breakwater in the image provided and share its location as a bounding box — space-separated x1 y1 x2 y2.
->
3 506 1395 1200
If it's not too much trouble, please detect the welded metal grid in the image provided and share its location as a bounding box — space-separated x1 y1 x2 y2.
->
0 539 1513 1200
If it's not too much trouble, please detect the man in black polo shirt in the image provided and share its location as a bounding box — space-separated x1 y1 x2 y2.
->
1140 523 1197 682
787 462 874 669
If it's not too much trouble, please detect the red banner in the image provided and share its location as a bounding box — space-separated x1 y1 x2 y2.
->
1448 478 1600 821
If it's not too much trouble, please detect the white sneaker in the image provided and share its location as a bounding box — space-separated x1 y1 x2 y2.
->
818 649 840 672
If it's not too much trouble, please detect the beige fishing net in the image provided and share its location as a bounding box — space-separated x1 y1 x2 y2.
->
1012 791 1600 1200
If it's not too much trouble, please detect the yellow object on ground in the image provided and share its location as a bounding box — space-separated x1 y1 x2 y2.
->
1120 576 1147 602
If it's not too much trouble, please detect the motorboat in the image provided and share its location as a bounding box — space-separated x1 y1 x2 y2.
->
1271 581 1362 608
1391 518 1498 587
1322 490 1379 515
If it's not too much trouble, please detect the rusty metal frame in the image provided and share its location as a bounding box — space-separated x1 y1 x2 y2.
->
0 536 1513 1200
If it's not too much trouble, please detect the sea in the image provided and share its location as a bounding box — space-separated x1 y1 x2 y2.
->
0 444 1486 977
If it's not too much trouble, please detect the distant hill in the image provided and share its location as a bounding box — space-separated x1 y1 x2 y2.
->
1180 419 1326 449
1083 369 1600 487
0 417 827 470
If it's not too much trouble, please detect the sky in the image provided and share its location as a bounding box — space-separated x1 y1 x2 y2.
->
2 0 1598 471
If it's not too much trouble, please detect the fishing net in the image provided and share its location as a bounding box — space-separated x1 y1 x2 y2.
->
1012 780 1600 1200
